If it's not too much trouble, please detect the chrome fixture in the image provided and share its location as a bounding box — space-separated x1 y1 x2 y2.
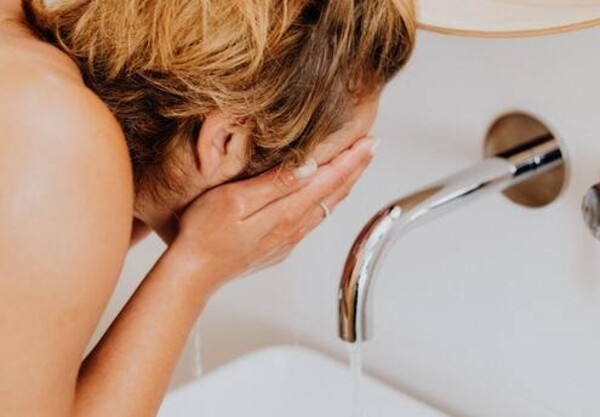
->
338 112 567 343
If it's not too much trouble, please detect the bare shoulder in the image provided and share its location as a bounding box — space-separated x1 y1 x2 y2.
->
0 62 131 174
0 35 134 412
0 17 132 202
0 40 134 302
0 56 134 236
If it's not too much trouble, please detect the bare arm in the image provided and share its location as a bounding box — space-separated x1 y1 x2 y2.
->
74 248 206 416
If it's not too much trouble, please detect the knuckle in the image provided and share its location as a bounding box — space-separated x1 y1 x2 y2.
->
234 201 247 217
360 151 373 164
331 174 347 191
278 210 298 229
290 230 305 245
272 252 291 266
274 217 292 233
329 155 346 170
281 246 296 260
274 171 296 192
292 225 310 244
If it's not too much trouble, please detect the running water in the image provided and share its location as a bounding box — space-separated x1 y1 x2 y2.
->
346 342 365 417
193 320 202 378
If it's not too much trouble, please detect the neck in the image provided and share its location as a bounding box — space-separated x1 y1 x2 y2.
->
134 177 211 246
132 142 215 246
134 196 181 246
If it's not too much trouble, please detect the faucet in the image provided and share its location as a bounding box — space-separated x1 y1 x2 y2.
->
338 112 566 343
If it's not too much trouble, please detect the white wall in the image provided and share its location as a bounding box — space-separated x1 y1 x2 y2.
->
93 27 600 417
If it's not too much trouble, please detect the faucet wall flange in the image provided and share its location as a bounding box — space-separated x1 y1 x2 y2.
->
484 111 567 207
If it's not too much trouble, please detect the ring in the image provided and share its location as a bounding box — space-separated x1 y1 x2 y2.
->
319 201 331 218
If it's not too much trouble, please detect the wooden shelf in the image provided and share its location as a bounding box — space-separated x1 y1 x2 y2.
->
418 0 600 37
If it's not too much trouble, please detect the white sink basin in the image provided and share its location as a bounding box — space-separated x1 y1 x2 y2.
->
159 345 450 417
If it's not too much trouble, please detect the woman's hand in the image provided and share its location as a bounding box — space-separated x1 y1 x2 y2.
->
167 135 378 294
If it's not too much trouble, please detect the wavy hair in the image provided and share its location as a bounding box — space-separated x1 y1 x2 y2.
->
22 0 416 200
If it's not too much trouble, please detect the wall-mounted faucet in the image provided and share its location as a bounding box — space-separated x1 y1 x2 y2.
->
338 112 567 343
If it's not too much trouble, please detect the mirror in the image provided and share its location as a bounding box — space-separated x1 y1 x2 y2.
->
418 0 600 37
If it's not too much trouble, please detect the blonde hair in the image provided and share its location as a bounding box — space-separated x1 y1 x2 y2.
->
22 0 416 200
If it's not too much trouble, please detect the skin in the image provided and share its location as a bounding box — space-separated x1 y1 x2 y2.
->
0 2 381 417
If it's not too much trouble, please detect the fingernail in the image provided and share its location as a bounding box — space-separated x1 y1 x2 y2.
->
369 137 380 155
294 158 317 179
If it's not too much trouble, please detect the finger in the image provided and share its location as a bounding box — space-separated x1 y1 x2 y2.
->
228 159 318 219
289 136 376 215
250 135 377 231
295 153 372 235
251 147 372 263
228 97 377 218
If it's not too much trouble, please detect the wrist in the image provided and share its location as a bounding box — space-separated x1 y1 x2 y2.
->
157 241 225 300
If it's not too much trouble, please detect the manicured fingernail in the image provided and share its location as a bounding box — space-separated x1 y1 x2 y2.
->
294 158 317 179
369 137 380 155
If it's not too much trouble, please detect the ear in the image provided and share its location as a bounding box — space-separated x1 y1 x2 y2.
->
195 112 250 184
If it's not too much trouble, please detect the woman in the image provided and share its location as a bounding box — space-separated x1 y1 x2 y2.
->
0 0 415 416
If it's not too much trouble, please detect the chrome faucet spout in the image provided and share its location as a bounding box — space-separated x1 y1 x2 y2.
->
338 131 564 343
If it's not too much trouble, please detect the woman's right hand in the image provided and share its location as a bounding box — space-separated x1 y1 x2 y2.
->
166 134 378 295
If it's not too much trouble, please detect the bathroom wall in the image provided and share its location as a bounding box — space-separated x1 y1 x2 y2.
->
91 27 600 417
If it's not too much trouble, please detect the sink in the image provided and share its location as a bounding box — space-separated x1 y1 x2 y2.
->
158 345 450 417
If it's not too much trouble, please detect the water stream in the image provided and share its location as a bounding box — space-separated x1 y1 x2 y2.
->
347 342 365 417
